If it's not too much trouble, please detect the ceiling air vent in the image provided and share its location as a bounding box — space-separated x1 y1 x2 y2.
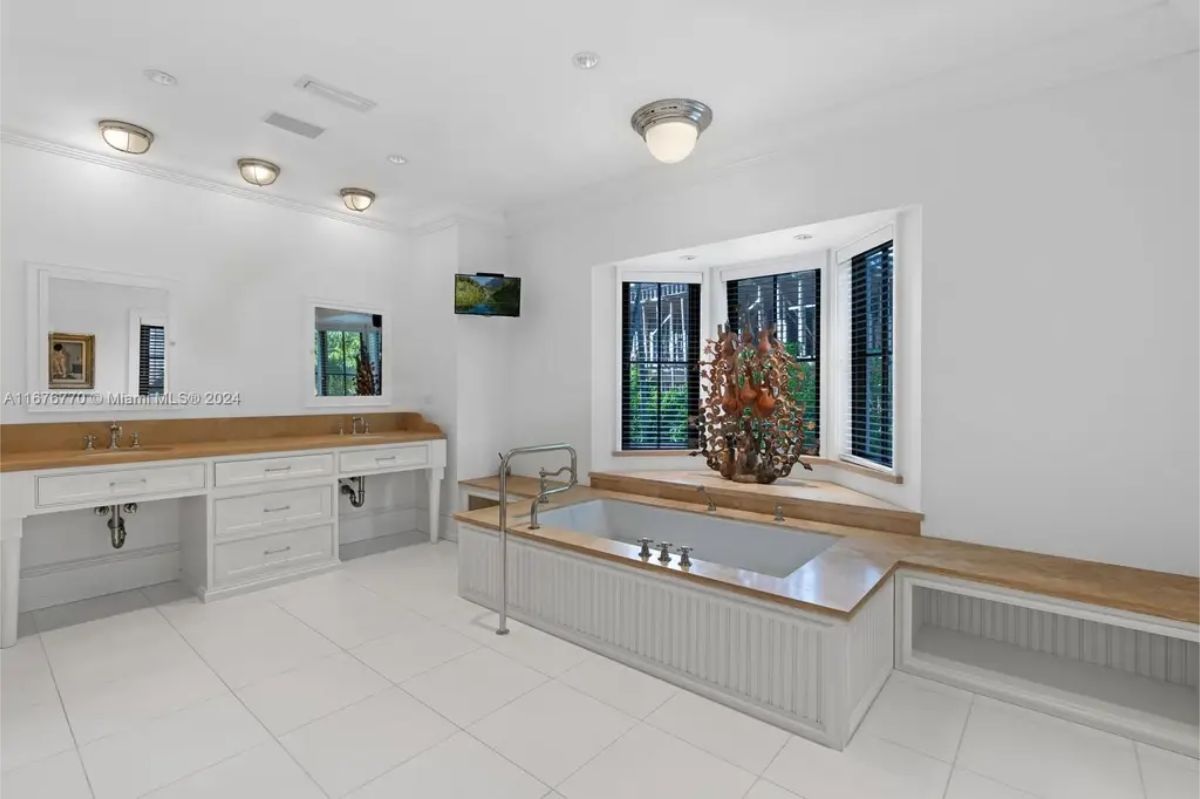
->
294 75 377 113
263 112 326 139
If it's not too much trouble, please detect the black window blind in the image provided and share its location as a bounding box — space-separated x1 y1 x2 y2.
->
725 269 821 454
849 240 894 468
315 330 383 396
138 324 165 396
621 282 701 450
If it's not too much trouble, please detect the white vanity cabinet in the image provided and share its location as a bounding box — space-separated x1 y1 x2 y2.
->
0 437 447 647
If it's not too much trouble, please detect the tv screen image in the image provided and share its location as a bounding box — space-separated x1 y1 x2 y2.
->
454 274 521 317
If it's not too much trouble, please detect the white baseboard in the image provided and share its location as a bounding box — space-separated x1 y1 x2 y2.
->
19 544 181 612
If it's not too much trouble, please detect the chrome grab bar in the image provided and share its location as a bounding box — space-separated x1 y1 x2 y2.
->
496 443 578 635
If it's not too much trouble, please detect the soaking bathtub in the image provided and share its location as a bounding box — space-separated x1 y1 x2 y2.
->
535 499 836 577
457 497 895 749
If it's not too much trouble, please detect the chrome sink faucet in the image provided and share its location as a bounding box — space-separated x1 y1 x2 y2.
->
107 421 123 450
350 416 369 435
697 485 717 512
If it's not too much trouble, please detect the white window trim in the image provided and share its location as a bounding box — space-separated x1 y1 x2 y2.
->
613 267 707 454
830 223 899 478
126 309 169 397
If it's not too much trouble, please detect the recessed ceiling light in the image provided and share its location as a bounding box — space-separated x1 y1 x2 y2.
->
237 158 280 187
681 254 698 261
143 68 177 86
793 233 814 240
340 187 376 212
387 154 407 165
98 120 154 154
631 98 713 164
573 51 600 70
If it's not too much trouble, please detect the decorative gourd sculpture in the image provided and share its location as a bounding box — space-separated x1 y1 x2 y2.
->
694 324 813 484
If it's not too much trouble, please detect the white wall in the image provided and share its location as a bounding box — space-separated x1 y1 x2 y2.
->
398 219 514 538
504 54 1199 575
1 143 412 421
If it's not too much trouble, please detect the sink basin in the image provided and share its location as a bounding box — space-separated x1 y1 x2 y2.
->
83 444 175 454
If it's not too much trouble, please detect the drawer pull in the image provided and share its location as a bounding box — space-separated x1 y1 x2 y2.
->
109 478 148 487
264 465 293 473
263 505 291 513
263 545 292 556
375 455 397 462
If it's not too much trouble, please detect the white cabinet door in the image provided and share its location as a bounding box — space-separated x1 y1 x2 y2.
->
213 485 333 540
214 453 334 487
339 444 430 475
36 463 206 508
212 524 334 585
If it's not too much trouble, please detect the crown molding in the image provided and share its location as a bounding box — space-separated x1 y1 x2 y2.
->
0 129 409 234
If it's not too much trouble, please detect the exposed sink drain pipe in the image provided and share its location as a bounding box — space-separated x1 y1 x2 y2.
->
340 476 366 508
93 503 138 549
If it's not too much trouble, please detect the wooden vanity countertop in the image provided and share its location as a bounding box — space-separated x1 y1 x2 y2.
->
0 412 445 472
453 479 1199 626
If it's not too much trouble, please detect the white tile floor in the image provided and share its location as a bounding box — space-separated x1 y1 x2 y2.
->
1 542 1196 799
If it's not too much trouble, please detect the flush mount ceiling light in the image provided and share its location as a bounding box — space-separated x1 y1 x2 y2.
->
237 158 280 187
143 68 177 86
386 154 407 165
340 187 375 212
572 51 600 70
630 98 712 164
98 120 154 154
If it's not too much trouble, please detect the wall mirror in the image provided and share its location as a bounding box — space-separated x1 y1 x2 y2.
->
27 263 175 412
311 305 385 402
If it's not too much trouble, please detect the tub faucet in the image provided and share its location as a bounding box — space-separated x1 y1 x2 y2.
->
697 485 717 512
657 542 673 564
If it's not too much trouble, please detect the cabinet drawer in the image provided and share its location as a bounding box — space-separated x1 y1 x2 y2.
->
36 463 206 508
213 524 333 585
213 485 333 540
214 453 333 487
339 444 429 475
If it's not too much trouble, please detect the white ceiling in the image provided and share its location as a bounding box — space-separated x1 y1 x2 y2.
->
615 210 897 271
2 0 1194 228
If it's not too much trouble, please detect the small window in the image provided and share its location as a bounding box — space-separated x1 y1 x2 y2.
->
847 240 894 468
726 269 821 455
314 307 383 397
138 324 165 396
621 281 701 450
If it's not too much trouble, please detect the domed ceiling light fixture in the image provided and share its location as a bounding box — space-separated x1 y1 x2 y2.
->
98 120 154 155
340 187 375 212
237 158 280 186
630 98 712 164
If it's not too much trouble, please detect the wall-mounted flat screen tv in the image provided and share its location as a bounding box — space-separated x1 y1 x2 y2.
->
454 273 521 317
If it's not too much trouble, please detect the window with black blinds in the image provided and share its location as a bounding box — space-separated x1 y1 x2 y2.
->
726 269 821 454
138 324 165 396
621 282 701 450
849 240 894 467
315 330 383 397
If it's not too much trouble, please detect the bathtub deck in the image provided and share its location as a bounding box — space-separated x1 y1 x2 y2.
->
454 477 1198 625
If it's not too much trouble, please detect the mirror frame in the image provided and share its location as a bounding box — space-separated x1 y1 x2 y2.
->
25 261 179 413
304 297 391 408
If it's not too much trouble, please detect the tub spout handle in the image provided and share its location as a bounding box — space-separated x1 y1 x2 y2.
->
657 541 672 564
637 538 654 559
677 546 693 568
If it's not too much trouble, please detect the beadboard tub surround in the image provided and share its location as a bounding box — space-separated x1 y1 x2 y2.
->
457 520 895 750
0 412 448 648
